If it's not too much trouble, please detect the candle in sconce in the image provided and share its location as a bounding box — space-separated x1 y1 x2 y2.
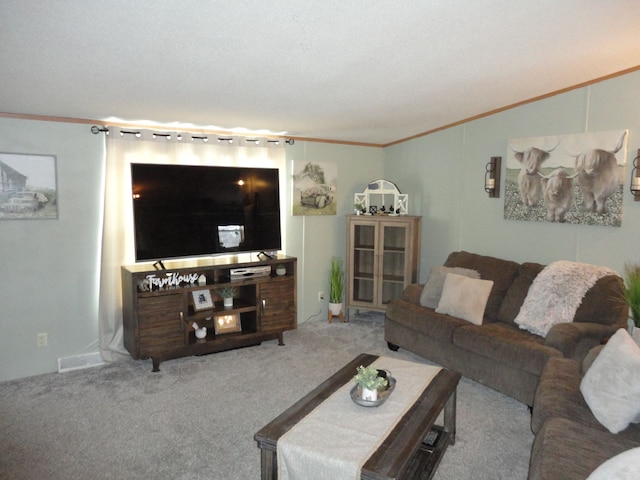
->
632 177 640 190
485 178 496 190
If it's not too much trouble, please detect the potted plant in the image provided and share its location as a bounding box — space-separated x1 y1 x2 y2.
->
216 286 238 308
621 263 640 334
275 264 287 276
328 256 345 317
354 365 388 401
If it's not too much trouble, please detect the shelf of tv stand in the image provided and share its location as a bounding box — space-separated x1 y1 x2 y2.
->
121 254 297 372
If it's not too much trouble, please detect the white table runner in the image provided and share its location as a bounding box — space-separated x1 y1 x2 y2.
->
277 357 441 480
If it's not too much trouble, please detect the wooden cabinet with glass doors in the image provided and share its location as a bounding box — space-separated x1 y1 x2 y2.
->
345 215 421 320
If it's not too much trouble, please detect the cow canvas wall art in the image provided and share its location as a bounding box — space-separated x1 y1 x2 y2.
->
504 130 628 227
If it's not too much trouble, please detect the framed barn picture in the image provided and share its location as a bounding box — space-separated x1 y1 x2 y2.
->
0 152 58 220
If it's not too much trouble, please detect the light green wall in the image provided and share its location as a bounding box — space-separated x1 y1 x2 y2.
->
0 118 105 381
384 70 640 279
285 141 384 324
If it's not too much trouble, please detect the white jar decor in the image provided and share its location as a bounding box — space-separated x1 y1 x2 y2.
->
361 387 378 401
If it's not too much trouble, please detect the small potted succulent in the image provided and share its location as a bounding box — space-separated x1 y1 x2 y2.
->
354 365 388 401
216 286 238 308
275 264 287 276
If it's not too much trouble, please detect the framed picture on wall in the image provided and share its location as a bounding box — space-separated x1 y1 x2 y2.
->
292 161 337 216
503 129 628 227
0 152 58 220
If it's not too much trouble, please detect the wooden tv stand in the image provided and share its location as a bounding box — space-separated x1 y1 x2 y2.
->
121 254 297 371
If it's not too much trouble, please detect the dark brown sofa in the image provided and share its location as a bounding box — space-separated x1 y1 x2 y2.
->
529 347 640 479
384 251 627 405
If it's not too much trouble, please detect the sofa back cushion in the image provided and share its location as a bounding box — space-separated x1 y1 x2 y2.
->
497 262 545 325
574 275 626 326
444 251 519 322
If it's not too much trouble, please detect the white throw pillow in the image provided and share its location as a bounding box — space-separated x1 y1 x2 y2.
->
586 447 640 480
580 329 640 434
420 266 480 308
435 273 494 325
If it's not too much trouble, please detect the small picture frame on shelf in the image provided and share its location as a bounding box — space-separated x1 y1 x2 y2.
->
192 289 213 311
214 313 241 335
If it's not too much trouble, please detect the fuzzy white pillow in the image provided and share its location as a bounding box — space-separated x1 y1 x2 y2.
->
586 447 640 480
435 273 494 325
420 266 480 308
580 329 640 434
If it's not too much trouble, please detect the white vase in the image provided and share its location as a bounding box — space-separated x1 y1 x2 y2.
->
329 302 342 316
276 267 286 276
223 297 233 308
361 387 378 401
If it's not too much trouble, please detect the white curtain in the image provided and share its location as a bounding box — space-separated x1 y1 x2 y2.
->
98 130 286 362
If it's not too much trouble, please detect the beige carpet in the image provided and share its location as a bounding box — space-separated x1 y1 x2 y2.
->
0 312 533 479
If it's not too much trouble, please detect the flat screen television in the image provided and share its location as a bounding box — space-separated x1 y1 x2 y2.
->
130 163 281 261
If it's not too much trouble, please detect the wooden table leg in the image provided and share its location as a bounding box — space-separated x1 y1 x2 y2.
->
260 447 277 480
443 386 457 445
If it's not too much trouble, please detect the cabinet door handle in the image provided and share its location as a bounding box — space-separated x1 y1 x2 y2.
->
179 311 184 326
261 299 266 314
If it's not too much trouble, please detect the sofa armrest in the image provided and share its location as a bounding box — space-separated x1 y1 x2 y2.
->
544 322 620 362
399 283 424 305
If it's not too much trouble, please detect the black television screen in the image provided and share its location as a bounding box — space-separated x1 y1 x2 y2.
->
130 163 282 261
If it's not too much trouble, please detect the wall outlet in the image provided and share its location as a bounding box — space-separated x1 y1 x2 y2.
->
318 291 325 302
37 333 48 347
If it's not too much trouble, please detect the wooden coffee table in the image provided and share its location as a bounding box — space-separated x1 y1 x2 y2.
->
254 353 461 480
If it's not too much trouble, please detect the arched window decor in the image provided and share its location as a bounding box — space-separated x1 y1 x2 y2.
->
354 179 408 215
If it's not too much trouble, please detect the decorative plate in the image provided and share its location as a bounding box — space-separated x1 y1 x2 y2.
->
350 374 396 407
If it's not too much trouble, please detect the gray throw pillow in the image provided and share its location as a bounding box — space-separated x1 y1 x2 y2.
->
420 266 480 309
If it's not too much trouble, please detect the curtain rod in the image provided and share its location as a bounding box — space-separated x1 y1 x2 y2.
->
90 125 294 145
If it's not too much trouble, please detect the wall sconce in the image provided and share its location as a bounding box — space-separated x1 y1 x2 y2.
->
485 156 501 198
631 151 640 202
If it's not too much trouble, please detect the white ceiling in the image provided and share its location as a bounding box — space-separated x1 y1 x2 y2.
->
2 1 640 146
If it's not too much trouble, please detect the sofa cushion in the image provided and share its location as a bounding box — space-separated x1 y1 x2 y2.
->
532 351 640 439
453 322 561 376
575 274 627 325
385 298 469 343
532 357 600 435
529 417 639 480
443 251 519 322
497 262 544 325
420 266 480 308
435 273 493 325
580 329 640 434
